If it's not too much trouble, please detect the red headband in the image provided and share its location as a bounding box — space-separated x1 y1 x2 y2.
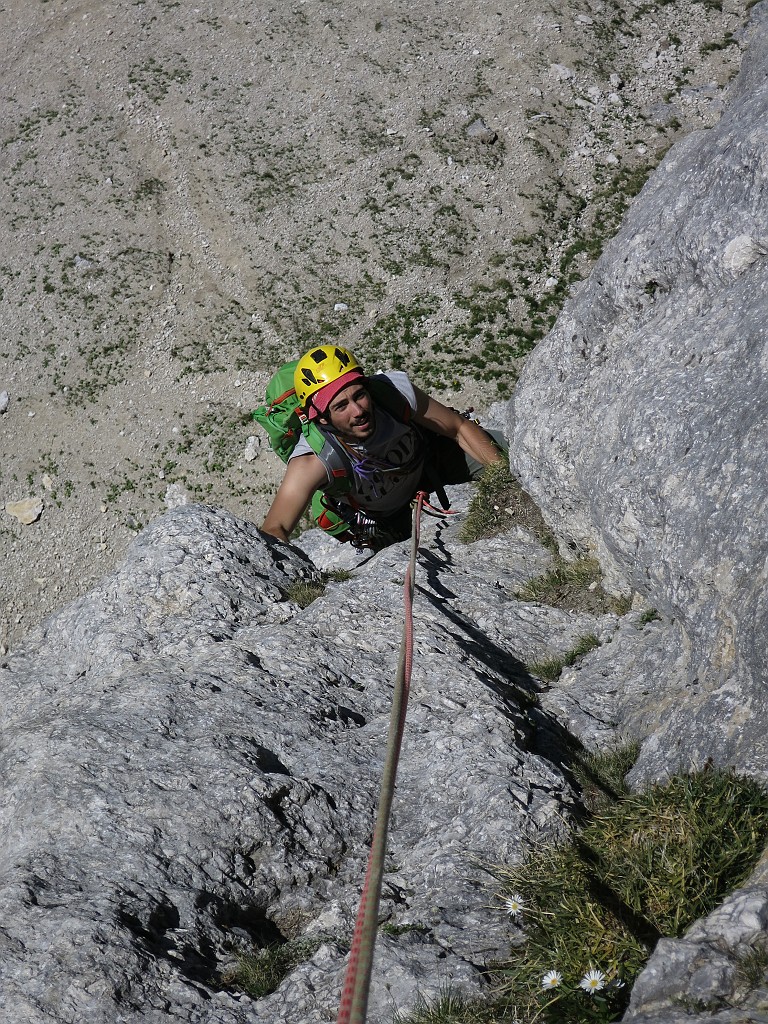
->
306 368 366 420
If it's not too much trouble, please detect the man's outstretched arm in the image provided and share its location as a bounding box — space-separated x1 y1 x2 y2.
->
261 454 328 542
411 385 505 466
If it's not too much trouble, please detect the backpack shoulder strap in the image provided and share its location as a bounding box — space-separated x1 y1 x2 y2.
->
313 429 354 494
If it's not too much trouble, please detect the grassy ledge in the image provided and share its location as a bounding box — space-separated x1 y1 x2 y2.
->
516 557 632 617
393 758 768 1024
459 462 555 546
527 633 602 682
459 463 632 616
222 938 322 998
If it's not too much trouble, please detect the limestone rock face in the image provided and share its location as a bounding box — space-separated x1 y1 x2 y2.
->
0 500 635 1023
509 10 768 783
504 13 768 1023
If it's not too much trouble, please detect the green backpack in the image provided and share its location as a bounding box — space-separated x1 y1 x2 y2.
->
251 359 415 499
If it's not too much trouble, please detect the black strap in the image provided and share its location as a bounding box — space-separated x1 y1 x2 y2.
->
418 430 452 509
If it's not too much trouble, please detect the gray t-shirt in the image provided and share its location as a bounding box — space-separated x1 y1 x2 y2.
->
290 370 424 514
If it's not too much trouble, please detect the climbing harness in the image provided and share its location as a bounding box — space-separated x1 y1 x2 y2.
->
318 489 458 551
335 492 426 1024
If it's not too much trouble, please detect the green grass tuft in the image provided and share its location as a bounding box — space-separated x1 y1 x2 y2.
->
283 579 326 608
325 568 354 583
494 766 768 1023
459 462 553 545
394 991 504 1023
735 943 768 989
516 556 630 616
572 743 641 812
223 938 321 998
283 569 353 607
516 556 601 604
639 608 661 625
528 634 602 682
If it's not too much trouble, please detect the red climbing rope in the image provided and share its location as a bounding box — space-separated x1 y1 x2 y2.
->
335 491 426 1024
419 495 461 518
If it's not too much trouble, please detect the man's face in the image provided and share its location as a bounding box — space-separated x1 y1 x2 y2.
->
323 382 375 441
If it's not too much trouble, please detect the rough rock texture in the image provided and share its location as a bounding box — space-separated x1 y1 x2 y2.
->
0 497 641 1023
510 6 768 785
508 8 768 1023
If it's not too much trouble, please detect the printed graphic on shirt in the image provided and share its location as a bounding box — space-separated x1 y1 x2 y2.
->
344 413 423 511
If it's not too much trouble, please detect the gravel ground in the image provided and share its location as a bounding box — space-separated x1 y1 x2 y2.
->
0 0 748 653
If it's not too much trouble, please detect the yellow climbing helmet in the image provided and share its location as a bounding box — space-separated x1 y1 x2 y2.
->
294 345 364 417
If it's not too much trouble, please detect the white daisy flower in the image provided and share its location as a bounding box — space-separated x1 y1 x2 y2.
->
503 893 525 917
541 970 562 989
579 968 606 994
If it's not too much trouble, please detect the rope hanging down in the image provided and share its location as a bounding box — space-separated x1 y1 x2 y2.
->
335 491 427 1024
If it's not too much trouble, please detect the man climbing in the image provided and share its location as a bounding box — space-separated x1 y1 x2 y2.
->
259 344 505 548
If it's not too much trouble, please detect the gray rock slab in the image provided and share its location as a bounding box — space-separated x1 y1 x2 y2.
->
505 11 768 1024
1 502 612 1023
539 614 688 751
509 8 768 783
